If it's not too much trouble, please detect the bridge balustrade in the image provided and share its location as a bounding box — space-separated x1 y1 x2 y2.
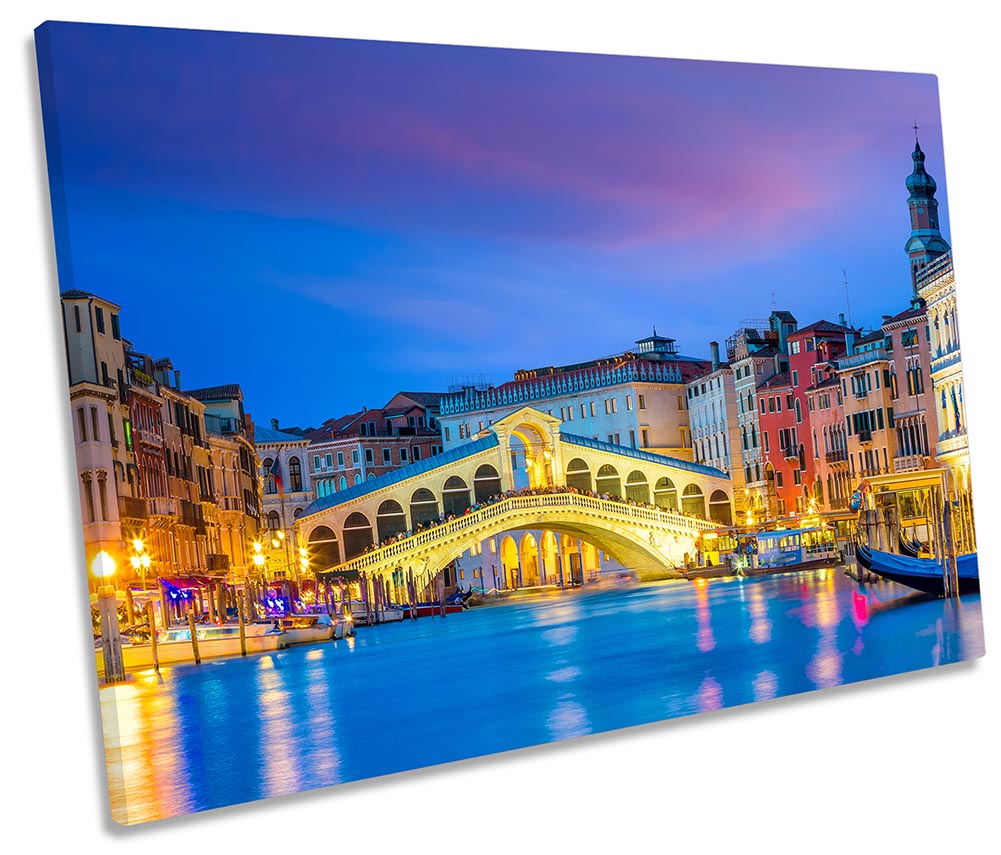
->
316 490 718 576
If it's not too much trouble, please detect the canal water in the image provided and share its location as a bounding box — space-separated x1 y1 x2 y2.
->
101 569 985 825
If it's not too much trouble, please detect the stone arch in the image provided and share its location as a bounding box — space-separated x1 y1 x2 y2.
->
654 477 678 511
520 532 540 586
565 457 592 492
625 470 650 504
442 475 471 516
376 499 408 543
682 484 706 518
595 464 622 497
541 530 559 585
508 420 553 488
473 464 502 503
708 489 732 526
410 488 439 528
500 535 520 589
343 512 373 560
307 525 341 570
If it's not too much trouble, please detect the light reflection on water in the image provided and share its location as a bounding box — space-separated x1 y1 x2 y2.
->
103 570 985 824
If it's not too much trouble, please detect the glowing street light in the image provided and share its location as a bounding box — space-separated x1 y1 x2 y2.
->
92 550 126 683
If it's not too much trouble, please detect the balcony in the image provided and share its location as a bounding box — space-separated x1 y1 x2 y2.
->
782 447 799 461
199 488 215 504
147 496 176 517
825 449 847 464
118 495 148 521
134 426 163 449
893 454 925 473
857 429 873 444
207 553 230 573
837 349 889 370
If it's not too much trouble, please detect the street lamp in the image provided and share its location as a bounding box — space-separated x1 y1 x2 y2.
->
92 550 126 684
129 538 152 589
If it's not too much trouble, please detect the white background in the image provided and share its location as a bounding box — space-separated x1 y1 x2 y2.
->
3 1 998 849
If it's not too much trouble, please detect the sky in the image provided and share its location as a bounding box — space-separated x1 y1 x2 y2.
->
36 22 950 428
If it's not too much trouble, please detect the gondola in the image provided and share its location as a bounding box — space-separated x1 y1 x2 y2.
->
856 543 979 595
897 535 925 558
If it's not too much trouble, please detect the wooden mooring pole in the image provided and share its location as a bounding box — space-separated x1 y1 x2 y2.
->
187 610 201 664
146 600 159 672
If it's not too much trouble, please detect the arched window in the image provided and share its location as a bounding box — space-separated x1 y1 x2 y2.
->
653 477 678 510
293 508 303 518
708 489 732 526
262 457 276 494
410 488 439 528
565 458 592 492
473 464 502 502
343 512 373 559
354 473 362 485
682 484 706 517
307 525 341 570
267 510 280 530
376 499 408 543
625 471 650 504
442 476 471 516
595 464 622 497
339 476 347 490
288 456 302 492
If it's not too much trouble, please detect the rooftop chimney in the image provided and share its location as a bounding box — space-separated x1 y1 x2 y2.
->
271 418 279 430
710 341 721 371
838 312 846 327
173 370 181 390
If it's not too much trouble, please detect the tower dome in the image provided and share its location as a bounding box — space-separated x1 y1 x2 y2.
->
906 140 937 199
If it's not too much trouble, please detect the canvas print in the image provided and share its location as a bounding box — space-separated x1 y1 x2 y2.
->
35 21 985 826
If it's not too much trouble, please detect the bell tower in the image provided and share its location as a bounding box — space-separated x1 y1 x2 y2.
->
904 127 950 292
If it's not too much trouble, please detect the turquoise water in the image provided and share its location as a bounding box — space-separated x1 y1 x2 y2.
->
101 569 985 824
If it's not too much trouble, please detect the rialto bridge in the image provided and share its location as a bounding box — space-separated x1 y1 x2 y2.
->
295 407 733 583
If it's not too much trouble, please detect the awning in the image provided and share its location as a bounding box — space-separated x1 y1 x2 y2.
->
158 576 212 589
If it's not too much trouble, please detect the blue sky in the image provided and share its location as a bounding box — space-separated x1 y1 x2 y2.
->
37 22 949 427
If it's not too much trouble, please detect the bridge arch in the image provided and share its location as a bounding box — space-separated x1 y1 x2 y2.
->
442 476 471 516
500 535 519 588
565 458 592 492
625 470 650 504
520 532 540 586
681 484 706 517
307 525 341 571
595 464 622 497
343 512 374 559
708 489 732 526
377 499 408 543
654 477 678 510
473 464 502 502
410 488 439 528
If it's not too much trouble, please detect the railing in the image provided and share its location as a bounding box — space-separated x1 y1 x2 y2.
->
893 454 925 473
118 495 148 521
914 251 953 290
147 496 176 517
314 491 717 576
936 433 968 456
134 426 163 448
440 360 684 416
825 449 847 463
207 553 230 572
836 349 889 370
857 429 873 443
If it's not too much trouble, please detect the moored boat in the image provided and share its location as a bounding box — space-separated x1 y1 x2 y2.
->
855 543 979 595
264 613 354 644
399 602 465 618
96 621 287 672
747 526 841 575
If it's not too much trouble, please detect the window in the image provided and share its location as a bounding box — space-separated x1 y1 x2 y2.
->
336 452 344 468
314 455 322 470
73 305 81 333
626 395 633 411
805 339 815 352
605 400 612 415
412 446 420 461
790 341 801 355
768 397 775 413
608 434 615 444
589 402 596 417
383 448 392 464
763 431 770 453
638 395 647 410
795 399 802 424
760 399 766 414
566 406 573 421
111 313 121 341
444 426 451 441
352 449 359 465
677 396 684 410
289 457 302 492
77 407 87 441
364 448 374 464
90 407 100 442
400 448 409 464
629 430 636 447
95 307 105 334
792 370 798 387
641 429 649 448
107 413 116 446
